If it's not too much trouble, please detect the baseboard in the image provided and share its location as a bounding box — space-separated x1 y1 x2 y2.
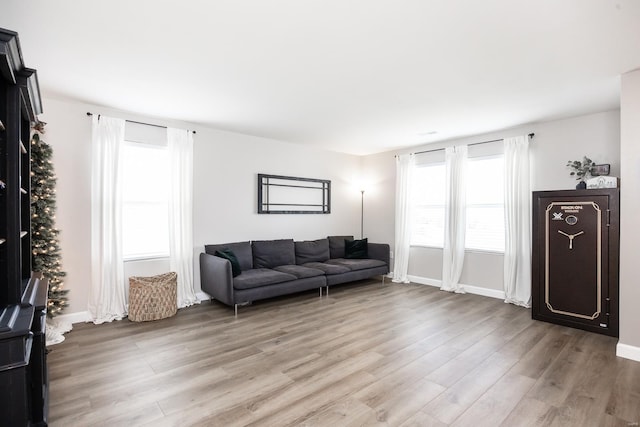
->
464 284 506 300
52 293 211 324
406 275 506 300
407 275 441 288
53 310 92 324
616 343 640 362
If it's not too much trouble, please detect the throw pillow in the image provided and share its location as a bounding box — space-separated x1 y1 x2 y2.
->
345 238 368 259
214 249 241 277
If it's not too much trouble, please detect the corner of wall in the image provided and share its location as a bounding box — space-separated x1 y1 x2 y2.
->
616 343 640 362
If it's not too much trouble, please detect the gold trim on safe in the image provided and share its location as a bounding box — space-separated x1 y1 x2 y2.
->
544 201 601 320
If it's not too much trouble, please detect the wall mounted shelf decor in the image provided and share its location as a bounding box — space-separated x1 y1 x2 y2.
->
258 174 331 214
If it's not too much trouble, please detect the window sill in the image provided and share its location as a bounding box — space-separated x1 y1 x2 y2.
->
124 254 170 262
464 248 504 256
410 244 443 250
410 245 504 255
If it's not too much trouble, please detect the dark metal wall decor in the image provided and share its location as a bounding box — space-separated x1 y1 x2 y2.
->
258 174 331 214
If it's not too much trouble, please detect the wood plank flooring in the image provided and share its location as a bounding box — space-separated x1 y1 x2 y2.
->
47 280 640 426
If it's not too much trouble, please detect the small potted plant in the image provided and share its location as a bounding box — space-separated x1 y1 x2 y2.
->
567 156 595 189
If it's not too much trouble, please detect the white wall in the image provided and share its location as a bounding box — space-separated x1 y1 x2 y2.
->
39 96 362 317
38 98 93 316
618 69 640 360
191 125 363 290
362 110 621 293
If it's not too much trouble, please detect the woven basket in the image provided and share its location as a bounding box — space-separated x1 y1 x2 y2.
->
128 272 177 322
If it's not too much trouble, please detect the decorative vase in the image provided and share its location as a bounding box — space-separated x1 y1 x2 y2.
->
576 180 587 189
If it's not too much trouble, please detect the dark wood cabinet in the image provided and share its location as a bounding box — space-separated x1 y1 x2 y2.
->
532 189 619 337
0 27 48 426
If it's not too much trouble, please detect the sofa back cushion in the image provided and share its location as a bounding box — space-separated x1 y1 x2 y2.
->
252 239 295 268
205 241 253 271
295 238 330 265
328 235 354 259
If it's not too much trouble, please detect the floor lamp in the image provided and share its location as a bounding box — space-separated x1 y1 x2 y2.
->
360 189 365 239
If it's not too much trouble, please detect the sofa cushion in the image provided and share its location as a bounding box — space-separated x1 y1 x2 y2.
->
345 238 368 259
326 258 387 271
302 262 350 275
295 238 330 264
233 268 297 290
328 235 354 259
214 249 241 277
274 265 325 279
205 241 252 271
252 239 296 269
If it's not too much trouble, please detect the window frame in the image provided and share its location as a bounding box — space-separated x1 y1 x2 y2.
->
464 153 505 253
409 152 506 254
121 139 171 261
410 161 446 249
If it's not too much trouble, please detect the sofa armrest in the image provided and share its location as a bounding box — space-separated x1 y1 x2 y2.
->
199 253 234 306
368 243 390 267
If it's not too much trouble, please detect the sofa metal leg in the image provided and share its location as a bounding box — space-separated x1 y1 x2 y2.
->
319 287 323 297
234 304 238 317
326 286 329 296
382 275 385 285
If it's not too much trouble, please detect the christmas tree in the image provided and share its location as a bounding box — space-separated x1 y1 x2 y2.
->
31 124 69 318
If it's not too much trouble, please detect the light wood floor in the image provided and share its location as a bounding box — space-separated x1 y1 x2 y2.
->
47 280 640 427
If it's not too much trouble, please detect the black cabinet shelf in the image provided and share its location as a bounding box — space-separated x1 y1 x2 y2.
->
1 26 48 426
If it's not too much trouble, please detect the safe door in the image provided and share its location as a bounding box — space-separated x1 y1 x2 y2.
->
532 189 619 337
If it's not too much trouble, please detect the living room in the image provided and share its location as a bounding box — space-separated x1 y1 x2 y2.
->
2 1 640 426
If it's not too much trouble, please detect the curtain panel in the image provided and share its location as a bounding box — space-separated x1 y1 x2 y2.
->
167 128 198 308
88 115 127 323
392 153 415 283
503 136 532 307
441 145 467 293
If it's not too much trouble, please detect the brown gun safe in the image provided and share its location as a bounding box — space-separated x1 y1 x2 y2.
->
532 189 619 337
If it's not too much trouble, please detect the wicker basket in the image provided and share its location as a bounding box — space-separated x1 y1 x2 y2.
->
128 272 177 322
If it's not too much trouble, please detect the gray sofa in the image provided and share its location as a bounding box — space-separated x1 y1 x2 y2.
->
200 236 389 314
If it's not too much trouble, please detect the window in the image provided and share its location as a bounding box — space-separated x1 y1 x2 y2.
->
411 163 446 247
465 155 505 252
122 142 170 259
410 153 505 252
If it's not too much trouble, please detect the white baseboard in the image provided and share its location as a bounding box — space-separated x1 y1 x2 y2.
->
53 311 92 324
406 275 506 300
407 275 441 287
464 284 506 300
616 343 640 362
52 293 211 325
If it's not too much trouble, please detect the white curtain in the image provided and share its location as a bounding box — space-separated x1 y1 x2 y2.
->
392 153 415 283
167 128 198 308
88 115 127 323
503 136 532 307
441 145 467 293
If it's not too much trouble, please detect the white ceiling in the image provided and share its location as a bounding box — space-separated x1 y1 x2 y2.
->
2 0 640 155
